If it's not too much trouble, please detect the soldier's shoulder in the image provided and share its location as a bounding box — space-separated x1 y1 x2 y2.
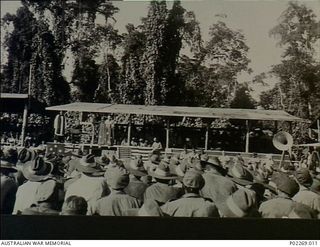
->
166 197 181 204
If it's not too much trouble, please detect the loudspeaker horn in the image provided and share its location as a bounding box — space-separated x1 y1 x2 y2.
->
273 131 293 151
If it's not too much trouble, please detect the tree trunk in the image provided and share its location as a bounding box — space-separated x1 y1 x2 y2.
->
278 84 285 110
308 101 312 119
106 52 111 92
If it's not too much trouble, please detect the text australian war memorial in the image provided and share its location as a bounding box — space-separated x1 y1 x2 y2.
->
1 0 320 225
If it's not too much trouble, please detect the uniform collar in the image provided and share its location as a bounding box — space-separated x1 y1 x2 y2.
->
277 194 291 200
182 193 201 198
110 190 126 195
155 182 170 187
299 185 309 191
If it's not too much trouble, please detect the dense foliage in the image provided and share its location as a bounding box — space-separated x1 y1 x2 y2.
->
1 0 318 128
261 2 320 120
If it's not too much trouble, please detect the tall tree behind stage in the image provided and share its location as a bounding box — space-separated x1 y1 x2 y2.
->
259 2 320 142
1 1 71 106
262 2 320 121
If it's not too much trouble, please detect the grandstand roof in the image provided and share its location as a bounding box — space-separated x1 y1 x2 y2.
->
46 102 305 122
0 93 29 99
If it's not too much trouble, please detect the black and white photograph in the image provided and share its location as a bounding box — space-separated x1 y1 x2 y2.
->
0 0 320 241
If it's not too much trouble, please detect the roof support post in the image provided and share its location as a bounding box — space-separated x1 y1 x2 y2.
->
245 120 250 153
91 123 95 145
205 124 209 151
127 115 132 146
289 121 292 134
166 119 170 149
21 101 28 146
317 119 320 142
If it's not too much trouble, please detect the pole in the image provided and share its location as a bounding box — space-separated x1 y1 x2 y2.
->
127 117 131 146
279 150 285 170
205 124 209 151
21 64 32 146
245 120 250 153
28 65 32 96
91 123 95 145
289 122 292 134
21 101 28 146
166 119 170 149
317 119 320 142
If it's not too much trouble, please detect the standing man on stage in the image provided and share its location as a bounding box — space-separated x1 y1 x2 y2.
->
105 116 114 146
54 111 65 143
98 116 108 146
152 137 162 151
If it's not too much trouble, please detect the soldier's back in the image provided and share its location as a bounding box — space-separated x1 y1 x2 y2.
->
161 194 220 217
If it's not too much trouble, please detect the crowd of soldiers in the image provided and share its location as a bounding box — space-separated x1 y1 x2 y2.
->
1 143 320 218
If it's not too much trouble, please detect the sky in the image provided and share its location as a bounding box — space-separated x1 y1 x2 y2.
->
1 0 320 100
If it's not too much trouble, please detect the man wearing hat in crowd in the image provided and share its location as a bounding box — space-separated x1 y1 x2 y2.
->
179 147 189 160
247 153 260 169
168 155 187 188
217 189 260 218
63 152 84 191
65 154 109 215
200 157 238 205
43 153 68 210
259 172 314 218
45 153 66 181
187 156 205 173
15 148 38 186
227 163 254 189
124 157 150 203
161 170 220 217
60 196 88 216
95 154 110 171
1 148 18 214
21 180 60 215
109 155 124 168
292 168 320 214
263 154 275 175
13 156 54 214
234 153 245 166
144 150 161 171
187 148 199 159
250 169 278 205
144 161 183 206
94 166 140 216
285 202 318 219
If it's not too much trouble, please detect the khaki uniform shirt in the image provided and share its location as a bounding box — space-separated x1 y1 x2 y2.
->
94 191 140 216
13 181 41 214
292 187 320 213
259 196 295 218
65 174 109 215
144 182 182 205
201 173 237 204
161 193 220 217
124 177 149 202
1 175 18 214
